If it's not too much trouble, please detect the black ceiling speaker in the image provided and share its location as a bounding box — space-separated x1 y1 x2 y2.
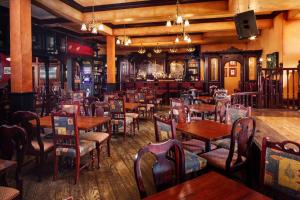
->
234 10 258 40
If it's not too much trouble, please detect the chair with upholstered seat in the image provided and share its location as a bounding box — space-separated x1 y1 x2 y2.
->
51 111 96 184
108 98 134 140
12 111 54 181
212 104 251 150
170 106 217 154
200 117 256 176
80 104 111 168
61 102 81 115
154 115 207 175
260 137 300 199
0 125 26 200
134 139 185 198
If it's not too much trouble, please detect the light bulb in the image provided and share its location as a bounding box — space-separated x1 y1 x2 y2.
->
184 19 190 27
175 37 179 43
127 38 132 44
166 20 172 27
98 23 104 31
176 15 183 24
116 39 121 45
81 23 87 31
184 34 189 41
187 38 192 43
92 26 97 34
125 42 129 46
249 35 256 40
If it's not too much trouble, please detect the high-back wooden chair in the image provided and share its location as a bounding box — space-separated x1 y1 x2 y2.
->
51 111 96 184
108 98 134 139
61 102 81 116
214 99 231 123
134 139 185 198
12 111 54 181
83 96 100 116
260 137 300 199
201 117 256 175
153 115 207 175
0 125 27 200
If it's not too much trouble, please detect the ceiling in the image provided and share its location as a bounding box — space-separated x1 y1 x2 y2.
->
4 0 300 50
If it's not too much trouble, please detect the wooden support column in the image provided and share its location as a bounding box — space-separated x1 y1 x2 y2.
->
9 0 34 111
106 35 116 91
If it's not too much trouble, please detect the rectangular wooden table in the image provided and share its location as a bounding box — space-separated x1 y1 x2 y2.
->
144 171 270 200
36 116 111 131
177 120 231 151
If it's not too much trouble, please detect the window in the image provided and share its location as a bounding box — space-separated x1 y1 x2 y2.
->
248 57 257 80
210 58 219 81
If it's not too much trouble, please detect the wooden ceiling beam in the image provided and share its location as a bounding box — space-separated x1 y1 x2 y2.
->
287 10 300 20
113 19 272 36
82 1 229 24
34 0 112 35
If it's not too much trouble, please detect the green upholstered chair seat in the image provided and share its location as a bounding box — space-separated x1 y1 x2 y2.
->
56 139 95 157
184 150 207 174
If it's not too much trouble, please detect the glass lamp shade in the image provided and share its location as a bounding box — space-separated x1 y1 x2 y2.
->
184 19 190 27
127 38 132 44
92 26 98 34
116 39 121 45
187 38 192 43
176 15 183 24
166 20 172 27
249 35 256 40
98 23 104 31
175 37 179 43
184 34 189 41
81 23 87 31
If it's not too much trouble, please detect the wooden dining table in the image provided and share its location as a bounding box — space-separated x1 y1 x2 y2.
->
34 116 111 131
194 95 214 103
125 102 140 111
144 171 271 200
177 120 231 151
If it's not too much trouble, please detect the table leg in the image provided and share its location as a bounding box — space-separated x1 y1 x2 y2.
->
205 141 211 152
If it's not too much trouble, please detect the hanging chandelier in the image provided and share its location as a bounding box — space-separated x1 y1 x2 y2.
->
166 0 190 28
153 43 162 54
80 0 104 34
169 43 178 53
116 25 132 46
187 46 196 52
138 43 146 54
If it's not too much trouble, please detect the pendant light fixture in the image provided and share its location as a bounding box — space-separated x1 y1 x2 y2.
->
138 43 146 54
116 25 132 46
166 0 190 27
153 43 162 54
80 0 104 34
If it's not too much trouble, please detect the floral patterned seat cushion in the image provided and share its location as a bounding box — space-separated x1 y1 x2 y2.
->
184 150 207 174
263 148 300 198
182 139 217 154
200 148 245 170
0 186 20 200
156 121 173 141
56 139 95 157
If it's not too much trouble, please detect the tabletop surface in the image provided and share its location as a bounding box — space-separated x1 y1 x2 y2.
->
189 104 215 112
194 96 213 100
36 116 110 130
0 159 17 173
144 171 271 200
125 102 140 110
176 120 231 141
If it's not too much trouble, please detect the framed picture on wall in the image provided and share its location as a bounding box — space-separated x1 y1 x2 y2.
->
266 52 279 68
229 61 237 66
229 68 237 77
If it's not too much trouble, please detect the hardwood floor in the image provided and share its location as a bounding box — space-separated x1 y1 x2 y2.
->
19 109 300 200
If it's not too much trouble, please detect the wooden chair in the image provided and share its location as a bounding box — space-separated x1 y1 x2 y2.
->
137 91 154 119
51 111 96 184
61 102 81 115
80 103 111 168
170 98 183 108
200 117 256 176
170 106 217 154
12 111 54 181
0 125 26 200
83 96 100 116
134 139 185 198
212 104 251 150
154 115 207 175
72 91 85 103
260 137 300 200
108 98 134 140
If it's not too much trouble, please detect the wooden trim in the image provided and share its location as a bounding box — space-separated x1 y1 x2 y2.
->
61 0 221 12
